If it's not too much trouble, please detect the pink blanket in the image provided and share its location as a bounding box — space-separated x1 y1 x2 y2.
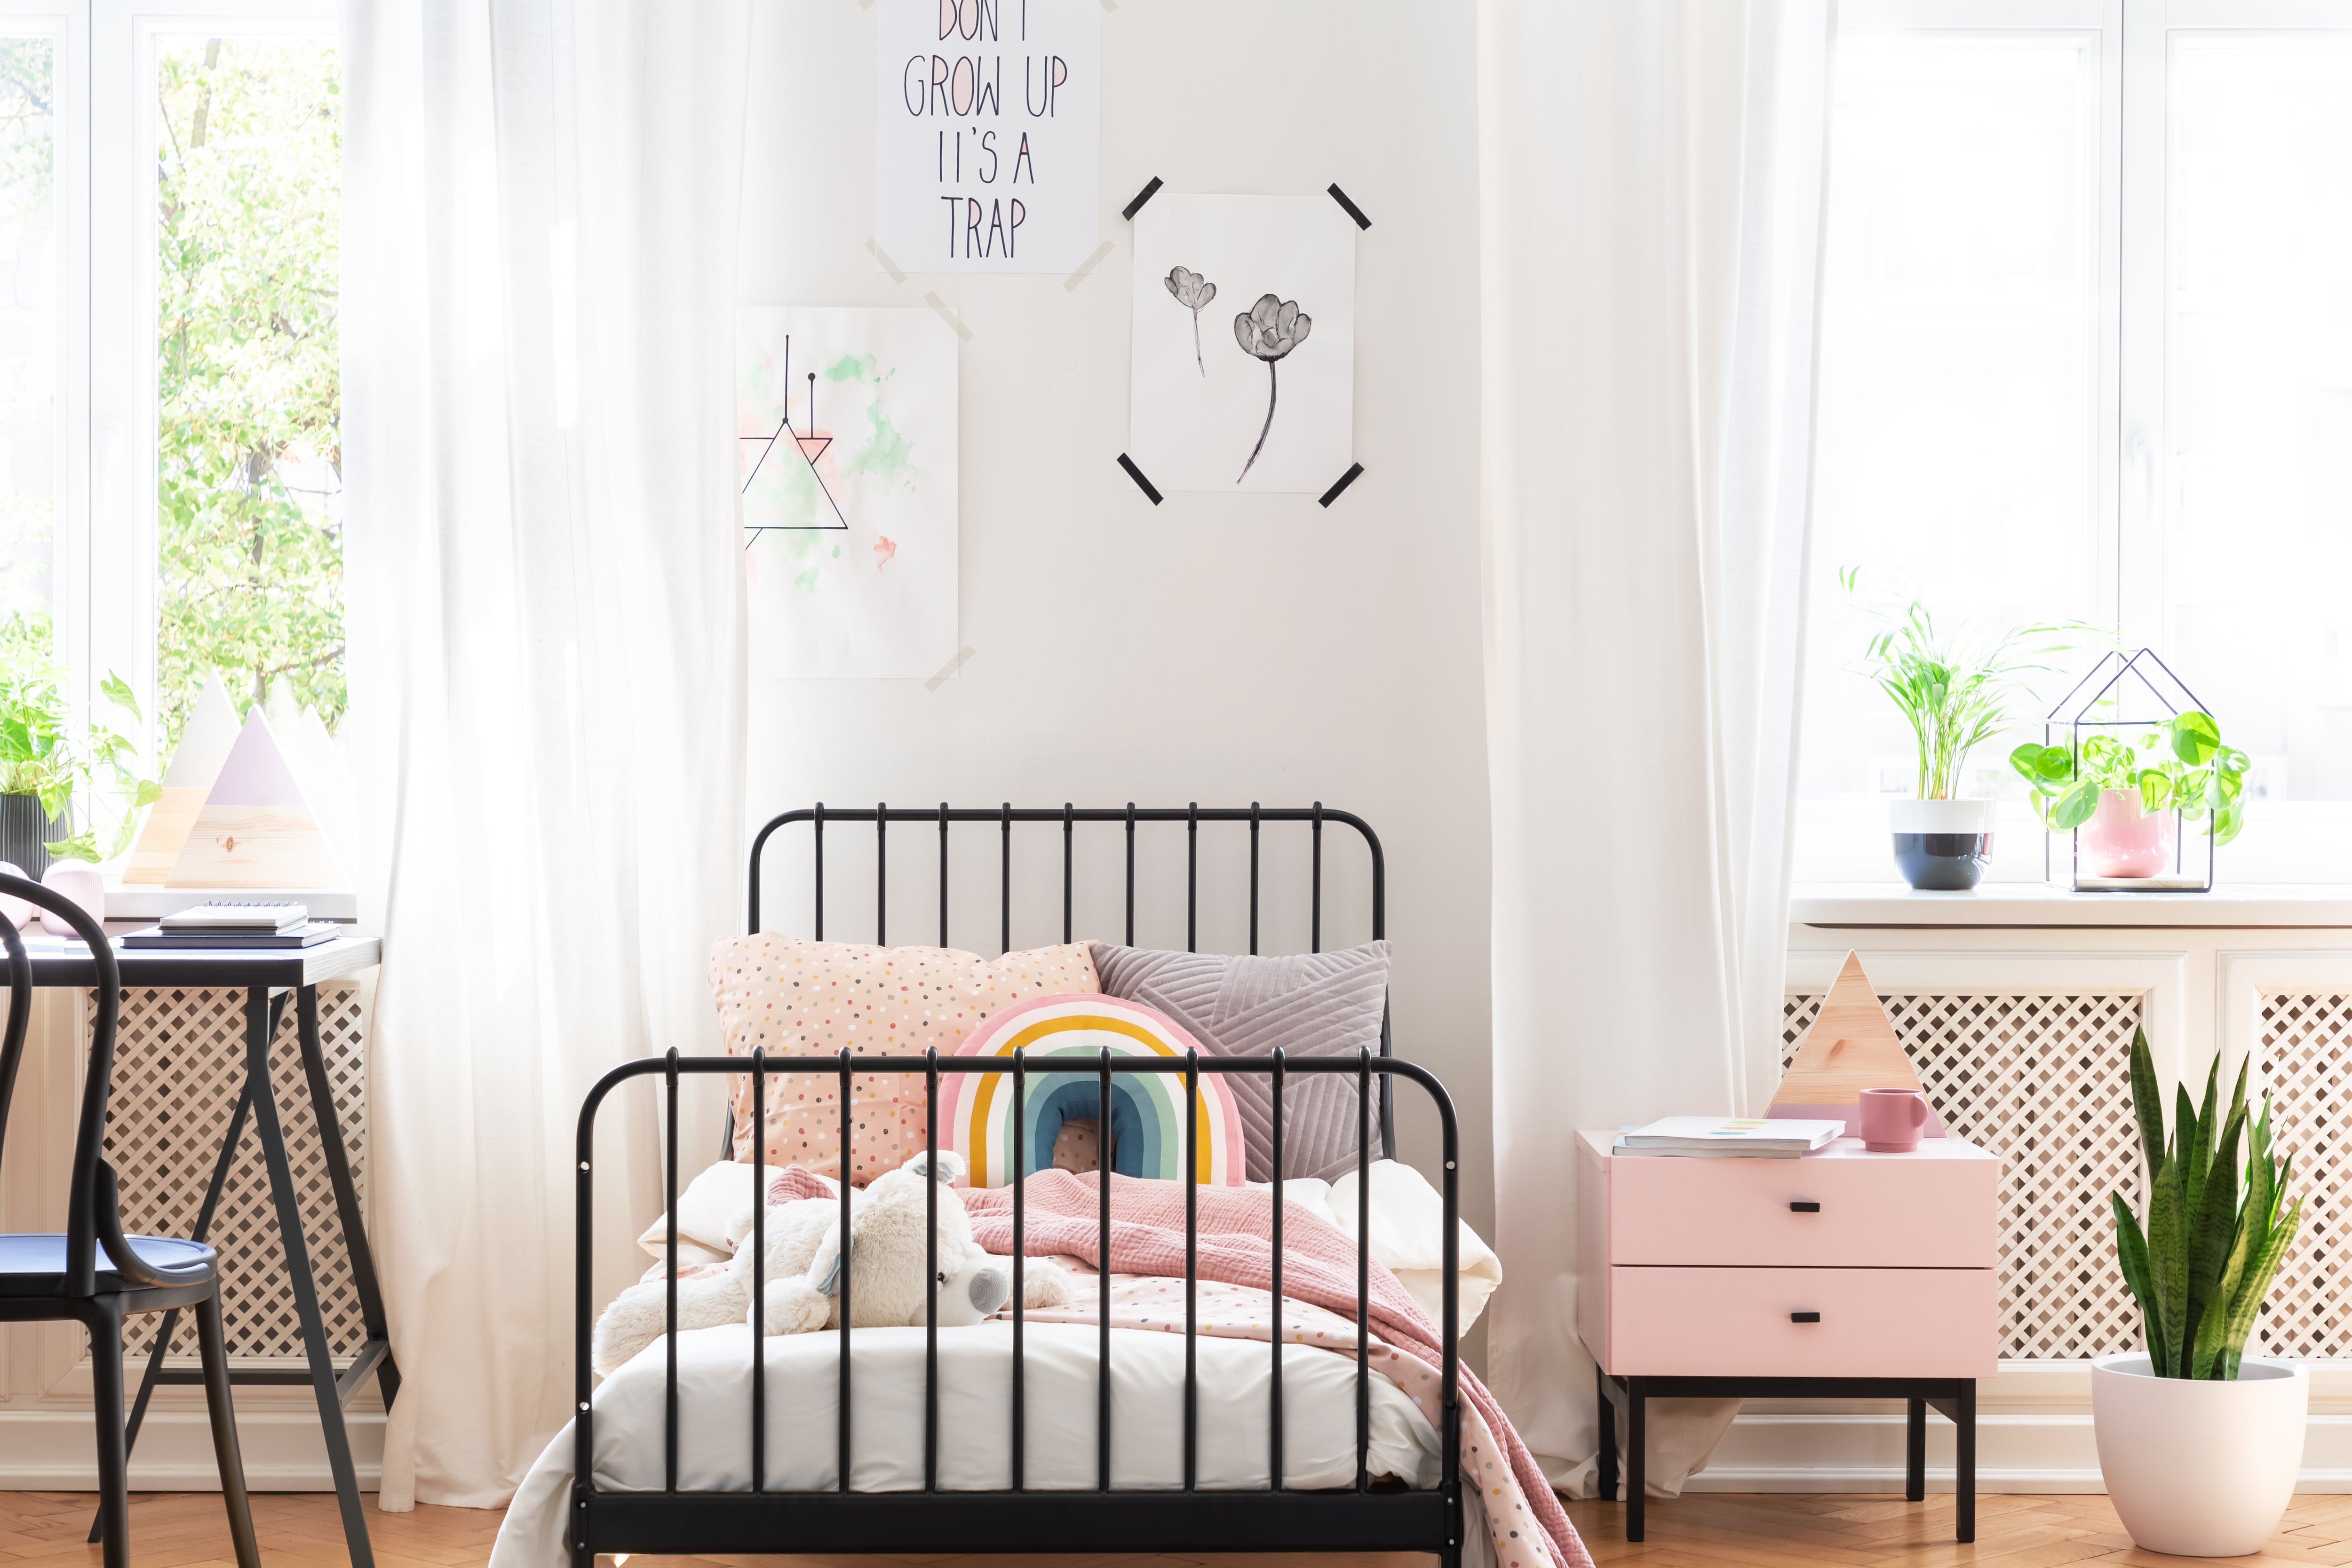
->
964 1171 1589 1568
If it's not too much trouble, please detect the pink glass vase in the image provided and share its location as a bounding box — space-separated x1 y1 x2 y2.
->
2080 789 2176 878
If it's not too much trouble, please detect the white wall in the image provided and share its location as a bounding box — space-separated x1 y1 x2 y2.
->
739 0 1496 1342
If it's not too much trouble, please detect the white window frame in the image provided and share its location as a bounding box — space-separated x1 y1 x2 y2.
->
0 0 334 777
1812 0 2352 885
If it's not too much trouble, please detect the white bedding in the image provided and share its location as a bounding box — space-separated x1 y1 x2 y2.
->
490 1320 1453 1568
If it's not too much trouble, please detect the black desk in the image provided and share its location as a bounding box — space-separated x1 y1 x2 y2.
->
31 935 391 1568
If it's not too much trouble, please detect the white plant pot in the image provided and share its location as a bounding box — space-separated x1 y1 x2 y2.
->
2092 1353 2308 1557
1887 799 1998 834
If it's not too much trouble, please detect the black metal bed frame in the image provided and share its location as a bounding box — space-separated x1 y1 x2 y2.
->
570 804 1462 1565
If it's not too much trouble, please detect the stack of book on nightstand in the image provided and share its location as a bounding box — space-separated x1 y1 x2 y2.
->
1614 1116 1844 1159
122 902 340 949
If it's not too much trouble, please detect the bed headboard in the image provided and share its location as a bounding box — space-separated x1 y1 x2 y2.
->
743 802 1394 1147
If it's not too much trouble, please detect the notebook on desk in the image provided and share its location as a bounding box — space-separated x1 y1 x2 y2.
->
158 901 310 934
122 920 340 950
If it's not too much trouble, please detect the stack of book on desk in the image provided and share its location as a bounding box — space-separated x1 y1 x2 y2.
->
122 902 340 949
1615 1116 1844 1159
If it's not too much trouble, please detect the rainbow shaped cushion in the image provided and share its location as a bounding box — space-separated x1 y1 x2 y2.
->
946 994 1246 1188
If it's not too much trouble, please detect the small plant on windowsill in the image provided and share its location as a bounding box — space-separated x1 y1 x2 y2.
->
1842 569 2076 890
2008 713 2248 880
2092 1026 2307 1556
0 616 160 882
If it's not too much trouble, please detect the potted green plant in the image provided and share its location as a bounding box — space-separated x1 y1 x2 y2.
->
2096 1028 2306 1556
2010 713 2248 879
0 636 160 879
1845 572 2073 890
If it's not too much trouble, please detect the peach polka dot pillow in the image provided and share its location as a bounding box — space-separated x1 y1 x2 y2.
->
711 935 1100 1184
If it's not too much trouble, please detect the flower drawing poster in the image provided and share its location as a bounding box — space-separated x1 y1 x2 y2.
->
739 307 958 678
1128 194 1356 494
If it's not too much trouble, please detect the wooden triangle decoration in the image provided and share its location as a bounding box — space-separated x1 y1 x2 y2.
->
1768 951 1946 1137
166 709 349 890
125 674 243 884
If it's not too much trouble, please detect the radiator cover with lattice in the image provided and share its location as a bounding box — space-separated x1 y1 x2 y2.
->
93 984 368 1362
1785 990 2345 1362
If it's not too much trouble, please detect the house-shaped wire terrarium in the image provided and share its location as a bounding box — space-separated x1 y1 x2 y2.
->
2016 649 2247 893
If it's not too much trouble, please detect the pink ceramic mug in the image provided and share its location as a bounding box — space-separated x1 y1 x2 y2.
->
1858 1087 1930 1152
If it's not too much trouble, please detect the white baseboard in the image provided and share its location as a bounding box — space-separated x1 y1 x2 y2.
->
1685 1409 2352 1494
0 1408 384 1490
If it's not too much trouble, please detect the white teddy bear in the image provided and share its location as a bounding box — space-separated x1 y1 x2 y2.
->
592 1150 1068 1376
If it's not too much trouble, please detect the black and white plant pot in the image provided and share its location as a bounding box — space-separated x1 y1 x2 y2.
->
0 794 68 881
1889 799 1994 891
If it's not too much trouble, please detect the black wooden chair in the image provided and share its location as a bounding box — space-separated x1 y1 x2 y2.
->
0 874 259 1568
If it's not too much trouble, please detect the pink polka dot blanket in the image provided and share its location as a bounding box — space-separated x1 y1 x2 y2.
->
962 1170 1590 1568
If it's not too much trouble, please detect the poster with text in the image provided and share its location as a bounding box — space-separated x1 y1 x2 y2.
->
875 0 1100 273
1128 194 1357 493
740 307 958 679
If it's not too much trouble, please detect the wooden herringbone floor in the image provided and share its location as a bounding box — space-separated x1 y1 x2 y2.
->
4 1490 2350 1568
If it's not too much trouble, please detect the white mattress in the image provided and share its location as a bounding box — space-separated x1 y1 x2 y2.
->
490 1321 1449 1568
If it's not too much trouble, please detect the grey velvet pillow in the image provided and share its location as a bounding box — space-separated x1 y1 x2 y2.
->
1089 940 1391 1181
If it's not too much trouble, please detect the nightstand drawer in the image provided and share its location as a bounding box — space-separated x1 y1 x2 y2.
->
1602 1266 1997 1378
1603 1142 1997 1269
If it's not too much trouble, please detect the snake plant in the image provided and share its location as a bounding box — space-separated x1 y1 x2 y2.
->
2112 1028 2302 1379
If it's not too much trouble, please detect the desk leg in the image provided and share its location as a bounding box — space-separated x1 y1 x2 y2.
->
1955 1380 1976 1544
294 985 401 1407
1626 1378 1645 1543
247 986 375 1568
1906 1396 1926 1502
95 1077 257 1544
1595 1367 1618 1504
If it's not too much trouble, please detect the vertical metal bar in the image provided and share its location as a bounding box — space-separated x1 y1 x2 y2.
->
573 1085 596 1535
1269 1046 1285 1492
837 1048 853 1494
814 803 826 941
1310 802 1323 953
1183 1048 1198 1492
1000 803 1012 957
876 802 889 945
938 803 950 949
751 1050 766 1492
1248 803 1261 956
1012 1047 1027 1493
925 1048 939 1493
1097 1045 1113 1491
1123 804 1136 946
1440 1102 1460 1554
665 1048 679 1493
1355 1047 1370 1492
1062 803 1074 944
1185 802 1198 953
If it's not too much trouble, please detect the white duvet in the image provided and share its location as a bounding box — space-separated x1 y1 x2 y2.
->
491 1319 1489 1568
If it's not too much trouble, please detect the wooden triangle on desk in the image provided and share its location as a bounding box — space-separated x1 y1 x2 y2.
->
166 710 349 891
1769 950 1947 1137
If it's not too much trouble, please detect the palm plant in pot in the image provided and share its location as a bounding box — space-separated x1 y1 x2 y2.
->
2097 1028 2306 1557
1844 572 2074 889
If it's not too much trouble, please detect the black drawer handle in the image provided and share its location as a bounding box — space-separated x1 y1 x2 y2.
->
1791 1312 1821 1323
1789 1201 1820 1213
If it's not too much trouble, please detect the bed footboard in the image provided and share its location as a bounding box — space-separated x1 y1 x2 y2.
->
572 1049 1463 1566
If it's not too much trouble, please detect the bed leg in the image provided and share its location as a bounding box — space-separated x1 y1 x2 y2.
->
570 1489 593 1568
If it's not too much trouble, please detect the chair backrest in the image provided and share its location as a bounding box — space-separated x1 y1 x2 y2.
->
0 873 175 1294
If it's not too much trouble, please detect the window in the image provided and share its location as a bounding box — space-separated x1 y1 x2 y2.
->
0 0 337 843
1799 0 2352 882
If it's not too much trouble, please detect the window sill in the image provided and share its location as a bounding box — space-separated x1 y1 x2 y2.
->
1792 881 2352 928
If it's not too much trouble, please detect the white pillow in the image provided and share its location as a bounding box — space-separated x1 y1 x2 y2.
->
1323 1160 1502 1338
636 1160 841 1264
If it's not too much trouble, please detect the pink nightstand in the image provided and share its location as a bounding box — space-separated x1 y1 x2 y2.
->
1574 1129 2000 1541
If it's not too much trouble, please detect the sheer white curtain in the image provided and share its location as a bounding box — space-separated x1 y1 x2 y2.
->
342 0 751 1509
1478 0 1834 1497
